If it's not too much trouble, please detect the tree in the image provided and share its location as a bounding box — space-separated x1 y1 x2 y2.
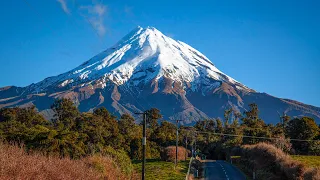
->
195 120 206 131
153 121 176 146
222 117 242 149
118 114 141 158
224 109 232 128
205 119 216 132
0 106 47 127
194 119 215 132
216 118 224 133
93 107 120 142
0 106 49 146
51 99 80 129
146 108 162 130
241 103 271 144
286 117 319 154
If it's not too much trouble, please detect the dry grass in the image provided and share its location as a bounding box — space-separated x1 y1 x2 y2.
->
304 168 320 180
238 143 320 180
84 155 128 180
160 146 189 162
0 143 130 180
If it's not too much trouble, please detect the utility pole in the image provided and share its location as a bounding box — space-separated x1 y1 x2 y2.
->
277 111 286 151
135 111 148 180
185 136 188 161
194 134 197 158
277 111 285 130
282 112 287 130
175 120 183 168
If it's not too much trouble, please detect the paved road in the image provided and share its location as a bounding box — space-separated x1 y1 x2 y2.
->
203 160 246 180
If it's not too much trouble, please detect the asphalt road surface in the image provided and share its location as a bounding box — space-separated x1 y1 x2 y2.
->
203 160 246 180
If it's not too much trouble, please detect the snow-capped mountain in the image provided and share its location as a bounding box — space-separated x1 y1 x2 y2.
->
29 26 251 94
0 26 319 124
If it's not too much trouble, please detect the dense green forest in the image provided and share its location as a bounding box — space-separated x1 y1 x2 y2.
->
0 99 319 160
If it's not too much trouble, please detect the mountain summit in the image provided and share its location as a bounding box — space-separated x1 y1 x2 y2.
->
0 26 319 124
31 26 251 93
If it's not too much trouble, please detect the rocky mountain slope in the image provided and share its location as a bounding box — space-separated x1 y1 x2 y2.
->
0 26 319 124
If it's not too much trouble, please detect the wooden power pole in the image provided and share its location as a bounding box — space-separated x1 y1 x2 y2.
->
135 111 148 180
175 120 183 168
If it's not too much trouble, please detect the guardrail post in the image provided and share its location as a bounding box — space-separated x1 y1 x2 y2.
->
185 157 193 180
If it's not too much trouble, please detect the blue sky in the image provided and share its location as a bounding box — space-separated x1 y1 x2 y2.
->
0 0 319 107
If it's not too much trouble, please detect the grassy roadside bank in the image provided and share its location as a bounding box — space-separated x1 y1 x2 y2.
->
132 159 189 180
291 155 320 168
231 143 320 179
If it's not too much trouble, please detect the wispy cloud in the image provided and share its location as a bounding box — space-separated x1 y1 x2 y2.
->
56 0 108 37
80 4 107 37
57 0 70 14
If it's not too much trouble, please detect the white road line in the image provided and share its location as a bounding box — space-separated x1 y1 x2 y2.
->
219 163 229 180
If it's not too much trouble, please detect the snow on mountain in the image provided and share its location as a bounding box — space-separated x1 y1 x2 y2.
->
31 26 252 93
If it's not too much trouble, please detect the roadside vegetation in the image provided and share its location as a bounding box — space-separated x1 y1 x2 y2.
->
0 98 319 179
232 143 320 180
133 159 189 180
291 155 320 168
0 142 130 179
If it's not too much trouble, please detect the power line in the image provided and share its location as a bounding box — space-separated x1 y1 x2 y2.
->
121 85 146 111
134 87 153 109
126 85 150 110
192 130 320 142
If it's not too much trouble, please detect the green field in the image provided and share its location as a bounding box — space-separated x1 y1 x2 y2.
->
291 155 320 168
132 159 189 180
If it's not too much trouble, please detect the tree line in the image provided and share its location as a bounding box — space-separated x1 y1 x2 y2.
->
0 99 319 160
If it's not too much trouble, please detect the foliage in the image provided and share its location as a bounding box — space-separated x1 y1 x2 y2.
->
241 103 272 145
0 142 131 180
51 98 80 129
152 121 176 146
0 99 319 178
286 117 320 155
234 143 320 180
160 146 188 162
100 146 134 176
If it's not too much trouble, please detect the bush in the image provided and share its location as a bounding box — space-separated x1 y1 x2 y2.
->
160 146 189 162
189 158 204 178
101 146 134 176
238 143 320 180
0 142 132 180
84 155 127 180
304 168 320 180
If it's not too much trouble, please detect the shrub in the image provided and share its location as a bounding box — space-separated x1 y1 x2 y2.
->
238 143 320 180
304 168 320 180
101 146 134 176
0 143 132 180
84 155 127 180
160 146 188 162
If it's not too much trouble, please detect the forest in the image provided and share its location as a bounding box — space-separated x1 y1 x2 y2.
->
0 99 319 162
